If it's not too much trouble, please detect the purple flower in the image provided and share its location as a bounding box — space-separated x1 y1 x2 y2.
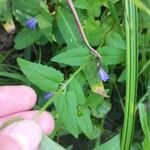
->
99 68 109 82
44 92 53 100
26 17 38 30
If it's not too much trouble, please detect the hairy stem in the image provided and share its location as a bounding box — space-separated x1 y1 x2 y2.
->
121 0 138 149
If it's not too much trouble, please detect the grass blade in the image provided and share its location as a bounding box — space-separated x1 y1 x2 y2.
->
121 0 138 149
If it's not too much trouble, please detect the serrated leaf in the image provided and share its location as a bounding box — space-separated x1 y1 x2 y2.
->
56 7 85 49
14 29 39 50
52 47 90 66
39 134 65 150
54 91 78 137
37 10 53 42
98 46 125 65
17 58 64 92
94 134 120 150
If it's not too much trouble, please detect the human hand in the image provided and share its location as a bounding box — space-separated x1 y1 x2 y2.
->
0 85 54 150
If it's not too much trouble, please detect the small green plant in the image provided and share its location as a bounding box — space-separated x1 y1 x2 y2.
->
0 0 150 149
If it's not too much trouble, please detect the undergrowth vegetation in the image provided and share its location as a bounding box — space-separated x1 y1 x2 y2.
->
0 0 150 149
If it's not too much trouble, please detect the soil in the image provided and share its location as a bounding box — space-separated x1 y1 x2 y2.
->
0 24 14 51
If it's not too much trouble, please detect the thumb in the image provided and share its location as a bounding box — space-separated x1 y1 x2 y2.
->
0 120 42 150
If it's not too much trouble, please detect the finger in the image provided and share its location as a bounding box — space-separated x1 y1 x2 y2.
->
0 134 23 150
0 120 42 150
0 111 54 135
0 85 37 117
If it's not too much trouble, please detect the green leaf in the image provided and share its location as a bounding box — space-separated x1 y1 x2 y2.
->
39 134 65 150
87 0 104 17
37 10 53 42
106 32 126 49
83 60 108 97
84 18 108 46
139 103 150 150
17 58 64 92
78 108 93 139
0 71 29 84
94 134 120 150
139 59 150 75
54 91 78 137
98 46 125 65
69 78 93 138
69 77 85 105
133 0 150 15
52 47 90 66
1 1 15 34
0 0 7 14
107 1 121 33
139 103 150 140
14 29 39 50
118 69 126 82
56 7 84 49
87 92 111 118
139 11 150 28
143 138 150 150
12 0 41 14
74 0 88 9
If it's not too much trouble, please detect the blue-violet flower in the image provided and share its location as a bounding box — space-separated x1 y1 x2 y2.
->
99 68 109 82
44 92 54 100
26 17 38 30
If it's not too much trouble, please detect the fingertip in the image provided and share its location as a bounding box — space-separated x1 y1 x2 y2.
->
36 112 55 135
17 85 37 108
0 120 42 150
0 134 22 150
0 85 37 117
0 111 55 135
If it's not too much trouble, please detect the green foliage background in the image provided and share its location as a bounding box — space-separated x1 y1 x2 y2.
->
0 0 150 149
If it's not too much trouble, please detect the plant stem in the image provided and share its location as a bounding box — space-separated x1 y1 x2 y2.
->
121 0 138 150
66 0 102 66
33 64 85 120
